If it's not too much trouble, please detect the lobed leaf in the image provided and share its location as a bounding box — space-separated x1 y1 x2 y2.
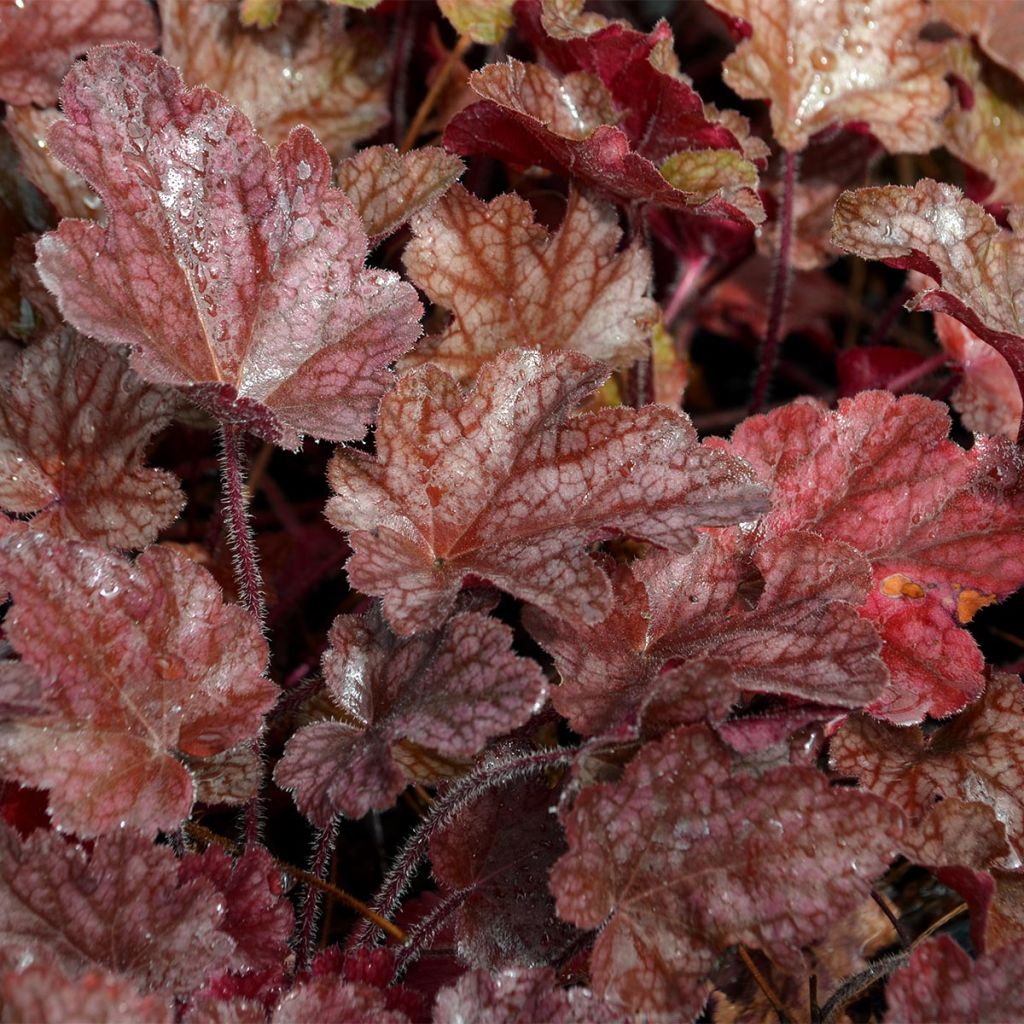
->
0 824 234 993
550 725 903 1017
402 186 657 381
160 0 390 159
36 44 421 449
271 977 409 1024
0 0 158 106
831 673 1024 863
709 0 951 153
932 0 1024 80
0 330 183 548
326 349 767 635
438 0 514 44
885 935 1024 1023
833 179 1024 440
0 536 275 837
275 607 545 822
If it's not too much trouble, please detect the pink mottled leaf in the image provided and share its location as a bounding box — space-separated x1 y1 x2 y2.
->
0 0 158 106
885 936 1024 1023
325 349 766 635
934 309 1022 440
831 673 1024 863
271 977 409 1024
550 725 903 1017
719 391 1024 722
832 180 1024 441
336 145 464 245
526 530 884 736
179 846 293 973
0 330 183 548
275 607 545 822
433 967 617 1024
0 824 234 993
708 0 951 153
160 0 390 160
0 536 275 837
430 776 575 970
35 45 421 450
402 186 657 381
0 961 174 1024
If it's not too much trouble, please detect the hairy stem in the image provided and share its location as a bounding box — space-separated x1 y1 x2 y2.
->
294 817 340 972
349 746 576 949
218 423 266 624
392 884 471 980
750 150 799 414
400 34 472 154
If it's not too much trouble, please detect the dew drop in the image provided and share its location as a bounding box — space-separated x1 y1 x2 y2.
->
99 583 120 598
296 159 311 181
292 216 314 243
809 46 837 71
83 194 102 211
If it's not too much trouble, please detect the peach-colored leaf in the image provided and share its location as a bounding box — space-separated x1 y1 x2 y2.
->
0 536 275 837
160 0 390 159
325 349 766 635
0 330 183 548
35 45 421 450
402 187 657 381
709 0 951 153
0 0 158 106
336 146 464 245
933 0 1024 80
551 725 903 1017
832 179 1024 441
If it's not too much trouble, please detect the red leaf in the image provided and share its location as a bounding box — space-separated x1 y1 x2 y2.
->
885 936 1024 1023
35 45 421 449
0 330 183 548
833 180 1024 441
325 350 766 635
270 977 410 1024
160 0 391 160
526 530 884 736
433 967 617 1023
0 824 234 993
0 0 158 106
179 846 293 973
831 673 1024 864
275 607 545 822
718 391 1024 722
550 725 903 1017
708 0 951 153
0 536 275 837
0 961 173 1024
402 187 657 381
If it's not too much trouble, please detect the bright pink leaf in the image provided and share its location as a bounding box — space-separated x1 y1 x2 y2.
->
35 45 421 450
718 391 1024 722
0 0 158 106
429 776 575 970
0 330 183 548
159 0 391 160
336 145 464 245
550 725 903 1017
0 536 275 837
0 961 174 1024
178 847 293 973
885 936 1024 1023
325 349 767 635
832 180 1024 441
433 968 617 1024
831 674 1024 863
275 607 545 822
708 0 951 153
0 824 234 993
526 530 884 736
402 187 657 381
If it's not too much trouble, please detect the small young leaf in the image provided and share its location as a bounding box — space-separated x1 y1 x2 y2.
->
36 45 421 449
709 0 951 153
0 0 158 106
0 330 183 548
326 349 766 635
0 536 275 837
550 725 903 1017
402 186 657 380
275 607 545 822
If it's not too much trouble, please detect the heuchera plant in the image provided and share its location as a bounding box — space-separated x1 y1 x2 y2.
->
3 0 1024 1020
